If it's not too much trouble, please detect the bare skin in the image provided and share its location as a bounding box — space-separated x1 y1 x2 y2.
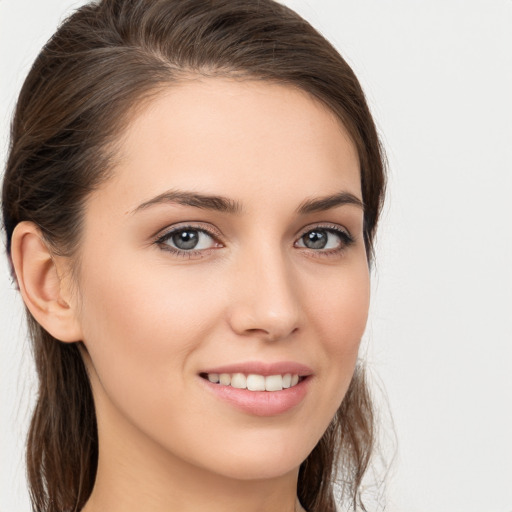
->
12 78 369 512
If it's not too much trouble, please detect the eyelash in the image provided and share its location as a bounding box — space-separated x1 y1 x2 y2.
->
154 223 222 259
153 223 355 259
295 224 355 257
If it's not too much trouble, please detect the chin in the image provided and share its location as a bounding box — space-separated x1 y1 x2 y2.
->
191 430 318 481
209 455 304 481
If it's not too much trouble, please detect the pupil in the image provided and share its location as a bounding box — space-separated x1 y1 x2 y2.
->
172 230 199 250
304 230 327 249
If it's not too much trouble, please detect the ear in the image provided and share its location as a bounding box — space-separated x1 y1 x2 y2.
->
10 221 83 343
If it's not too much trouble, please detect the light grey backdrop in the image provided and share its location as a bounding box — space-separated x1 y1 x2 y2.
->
1 1 511 511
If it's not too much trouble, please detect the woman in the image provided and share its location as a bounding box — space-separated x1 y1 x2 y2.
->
1 0 386 511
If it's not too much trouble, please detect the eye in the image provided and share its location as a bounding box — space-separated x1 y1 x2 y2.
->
295 226 353 252
156 226 221 254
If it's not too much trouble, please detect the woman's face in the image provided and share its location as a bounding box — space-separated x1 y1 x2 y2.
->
73 78 370 481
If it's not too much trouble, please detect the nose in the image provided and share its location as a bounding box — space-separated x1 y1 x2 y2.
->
227 245 301 342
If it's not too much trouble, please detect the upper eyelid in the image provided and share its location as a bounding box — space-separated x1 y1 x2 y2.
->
296 222 352 238
153 222 222 242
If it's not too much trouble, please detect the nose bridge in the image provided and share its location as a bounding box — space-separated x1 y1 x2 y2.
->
228 240 301 340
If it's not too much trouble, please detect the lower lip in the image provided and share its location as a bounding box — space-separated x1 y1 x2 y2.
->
199 377 310 416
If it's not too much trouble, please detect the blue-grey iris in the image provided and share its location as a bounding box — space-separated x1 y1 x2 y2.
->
172 230 199 250
303 230 327 249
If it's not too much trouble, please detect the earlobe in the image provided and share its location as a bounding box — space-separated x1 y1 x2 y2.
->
10 221 83 343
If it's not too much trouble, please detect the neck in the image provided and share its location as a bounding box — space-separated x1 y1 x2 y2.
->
85 463 300 512
84 457 300 512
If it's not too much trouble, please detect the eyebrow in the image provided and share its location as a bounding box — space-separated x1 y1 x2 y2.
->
296 192 364 214
131 190 243 215
131 189 364 215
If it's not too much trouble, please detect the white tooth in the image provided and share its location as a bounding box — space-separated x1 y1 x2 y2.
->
265 375 283 391
246 374 265 391
208 373 220 383
291 374 299 386
231 373 247 389
282 373 292 388
219 373 231 386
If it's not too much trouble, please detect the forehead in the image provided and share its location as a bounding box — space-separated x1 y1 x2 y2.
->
97 78 361 213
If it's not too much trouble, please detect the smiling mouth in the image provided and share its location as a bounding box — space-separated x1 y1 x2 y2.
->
199 372 306 392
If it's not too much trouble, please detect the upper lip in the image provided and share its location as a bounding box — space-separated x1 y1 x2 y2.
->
200 361 313 377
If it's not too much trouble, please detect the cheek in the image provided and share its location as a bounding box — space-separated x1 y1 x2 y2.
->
310 260 370 350
79 248 217 342
75 250 222 409
305 259 370 399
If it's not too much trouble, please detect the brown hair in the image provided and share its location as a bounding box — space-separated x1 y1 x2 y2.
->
1 1 386 511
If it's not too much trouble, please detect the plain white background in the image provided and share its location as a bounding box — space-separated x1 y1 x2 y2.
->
1 1 511 511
